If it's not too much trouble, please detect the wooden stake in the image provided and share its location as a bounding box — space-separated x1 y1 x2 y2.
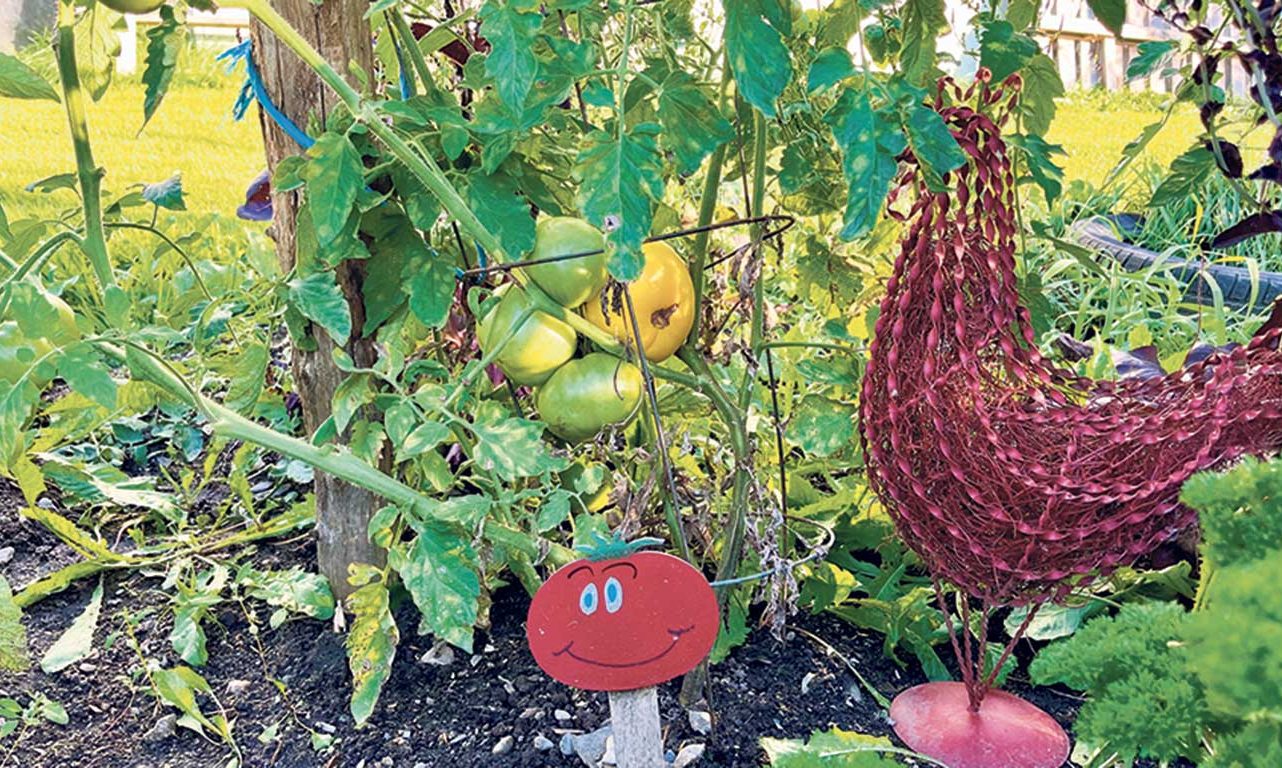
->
608 687 665 768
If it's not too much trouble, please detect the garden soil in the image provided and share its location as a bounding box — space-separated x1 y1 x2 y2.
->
3 482 1119 768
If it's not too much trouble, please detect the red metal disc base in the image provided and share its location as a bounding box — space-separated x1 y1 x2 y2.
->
890 682 1070 768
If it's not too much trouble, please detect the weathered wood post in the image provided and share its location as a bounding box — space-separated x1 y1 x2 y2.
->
249 0 385 599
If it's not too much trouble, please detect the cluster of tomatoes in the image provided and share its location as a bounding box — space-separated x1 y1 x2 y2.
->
476 217 695 443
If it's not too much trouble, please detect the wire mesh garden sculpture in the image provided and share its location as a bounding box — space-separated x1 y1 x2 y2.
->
860 71 1282 768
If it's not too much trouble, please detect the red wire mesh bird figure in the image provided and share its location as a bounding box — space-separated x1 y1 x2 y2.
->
859 72 1282 768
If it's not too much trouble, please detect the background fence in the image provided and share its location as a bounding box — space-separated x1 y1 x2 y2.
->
1035 0 1251 95
111 4 1244 96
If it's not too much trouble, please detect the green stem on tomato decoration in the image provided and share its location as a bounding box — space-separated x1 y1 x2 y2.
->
55 0 113 290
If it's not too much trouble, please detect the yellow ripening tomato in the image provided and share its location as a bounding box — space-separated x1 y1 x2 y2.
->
584 241 694 362
477 285 576 386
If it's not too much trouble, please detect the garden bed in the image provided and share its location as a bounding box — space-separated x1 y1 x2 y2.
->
1 488 1093 768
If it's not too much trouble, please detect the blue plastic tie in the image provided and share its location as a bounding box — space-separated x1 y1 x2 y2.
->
218 40 315 151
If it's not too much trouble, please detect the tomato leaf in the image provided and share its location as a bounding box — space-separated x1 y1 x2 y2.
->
535 489 572 533
902 103 967 187
0 51 59 102
657 72 733 175
978 19 1038 82
346 578 399 727
465 169 536 259
40 579 103 674
142 173 186 211
1151 145 1217 209
57 345 117 410
825 87 906 240
288 271 352 345
302 133 364 247
1128 40 1176 80
900 0 947 84
1016 53 1064 136
470 401 559 480
761 727 902 767
1086 0 1126 36
404 250 456 330
478 0 542 112
723 0 792 117
1008 133 1066 204
574 123 665 281
140 6 184 131
391 523 480 652
77 6 123 102
787 395 856 458
223 341 269 414
806 47 855 94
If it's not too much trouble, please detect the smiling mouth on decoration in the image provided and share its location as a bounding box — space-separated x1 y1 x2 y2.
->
552 625 695 669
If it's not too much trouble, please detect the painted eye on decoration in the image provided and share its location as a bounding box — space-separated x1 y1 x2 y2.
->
604 577 623 613
579 583 599 615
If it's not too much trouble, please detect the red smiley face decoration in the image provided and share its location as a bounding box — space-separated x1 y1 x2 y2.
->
526 550 719 691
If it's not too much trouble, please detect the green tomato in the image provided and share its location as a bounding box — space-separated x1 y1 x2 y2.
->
97 0 166 13
537 353 643 442
0 322 54 386
526 217 608 308
477 285 576 386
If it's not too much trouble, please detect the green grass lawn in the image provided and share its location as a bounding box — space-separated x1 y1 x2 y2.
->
0 50 265 223
0 56 1213 228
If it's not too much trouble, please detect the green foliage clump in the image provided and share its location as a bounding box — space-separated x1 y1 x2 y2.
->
1185 555 1282 726
1031 457 1282 764
1180 456 1282 570
1030 602 1205 763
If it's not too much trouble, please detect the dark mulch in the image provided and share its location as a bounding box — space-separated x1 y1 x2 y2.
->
2 483 1090 768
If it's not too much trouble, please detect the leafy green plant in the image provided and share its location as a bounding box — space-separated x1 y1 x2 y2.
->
0 692 68 762
761 727 912 767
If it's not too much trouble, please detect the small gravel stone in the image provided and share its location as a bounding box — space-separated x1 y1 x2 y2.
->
673 743 705 768
533 734 555 751
226 680 251 695
560 733 576 756
491 735 515 755
314 721 337 735
572 725 611 767
419 642 455 667
554 708 573 722
687 710 712 735
78 663 97 673
142 714 176 743
0 546 14 565
379 758 394 767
